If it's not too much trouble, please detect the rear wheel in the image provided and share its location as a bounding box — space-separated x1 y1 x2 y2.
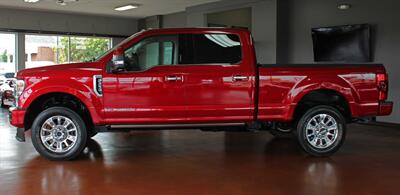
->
296 105 346 157
31 107 87 161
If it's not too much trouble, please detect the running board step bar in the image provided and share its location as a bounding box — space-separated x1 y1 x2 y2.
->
96 123 246 132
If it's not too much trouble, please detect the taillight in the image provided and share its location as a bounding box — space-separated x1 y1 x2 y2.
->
377 73 388 101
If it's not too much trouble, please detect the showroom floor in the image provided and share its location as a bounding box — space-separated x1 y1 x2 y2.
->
1 108 400 195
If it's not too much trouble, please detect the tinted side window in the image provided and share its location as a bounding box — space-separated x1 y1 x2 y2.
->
191 34 242 64
124 35 177 72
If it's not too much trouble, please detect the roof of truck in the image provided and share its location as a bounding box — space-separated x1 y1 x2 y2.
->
143 27 251 34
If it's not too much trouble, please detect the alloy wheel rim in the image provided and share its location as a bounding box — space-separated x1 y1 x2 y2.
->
305 113 339 149
40 116 78 153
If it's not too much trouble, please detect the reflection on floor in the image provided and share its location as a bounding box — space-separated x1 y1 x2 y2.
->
1 108 400 194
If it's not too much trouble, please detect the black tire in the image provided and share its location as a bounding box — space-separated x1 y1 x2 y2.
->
296 105 346 157
31 107 87 161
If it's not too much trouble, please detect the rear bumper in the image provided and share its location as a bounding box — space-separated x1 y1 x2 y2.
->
9 107 26 128
378 101 393 116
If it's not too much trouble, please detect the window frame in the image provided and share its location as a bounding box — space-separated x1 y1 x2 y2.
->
120 34 179 73
181 33 244 66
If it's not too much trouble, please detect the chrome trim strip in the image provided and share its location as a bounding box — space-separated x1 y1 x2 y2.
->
110 123 245 129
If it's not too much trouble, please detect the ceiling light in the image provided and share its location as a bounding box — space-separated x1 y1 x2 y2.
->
337 3 351 10
114 4 139 11
56 0 78 6
24 0 40 3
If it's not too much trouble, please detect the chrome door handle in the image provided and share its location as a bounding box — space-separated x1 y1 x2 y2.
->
166 75 183 81
232 75 249 81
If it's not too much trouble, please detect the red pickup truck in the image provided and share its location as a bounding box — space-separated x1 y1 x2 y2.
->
10 28 393 160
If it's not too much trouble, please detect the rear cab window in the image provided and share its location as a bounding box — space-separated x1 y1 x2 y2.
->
179 33 242 65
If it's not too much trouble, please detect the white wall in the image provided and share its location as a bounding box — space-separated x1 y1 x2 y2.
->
207 8 252 29
163 12 187 28
279 0 400 123
140 16 162 30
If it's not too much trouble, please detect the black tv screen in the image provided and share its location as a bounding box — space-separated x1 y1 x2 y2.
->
312 24 371 62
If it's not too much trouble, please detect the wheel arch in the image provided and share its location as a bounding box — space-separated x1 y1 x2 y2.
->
292 89 353 123
24 91 96 131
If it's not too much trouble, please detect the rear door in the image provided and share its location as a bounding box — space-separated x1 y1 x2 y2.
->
181 32 255 123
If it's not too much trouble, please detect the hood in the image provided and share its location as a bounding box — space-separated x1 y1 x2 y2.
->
17 62 103 78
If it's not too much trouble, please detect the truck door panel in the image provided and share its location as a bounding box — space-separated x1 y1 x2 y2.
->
103 35 186 124
182 33 255 122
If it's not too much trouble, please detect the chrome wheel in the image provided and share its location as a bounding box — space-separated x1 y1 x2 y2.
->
40 116 78 153
306 114 338 149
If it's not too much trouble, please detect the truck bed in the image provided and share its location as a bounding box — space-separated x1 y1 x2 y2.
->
257 63 387 121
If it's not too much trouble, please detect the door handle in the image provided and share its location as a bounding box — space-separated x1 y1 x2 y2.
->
232 75 249 81
166 75 183 82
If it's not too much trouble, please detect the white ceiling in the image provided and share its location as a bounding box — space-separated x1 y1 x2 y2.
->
0 0 221 18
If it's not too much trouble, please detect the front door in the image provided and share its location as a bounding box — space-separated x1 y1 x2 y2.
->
103 35 186 124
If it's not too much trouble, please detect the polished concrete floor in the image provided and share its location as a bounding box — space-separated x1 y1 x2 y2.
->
1 108 400 195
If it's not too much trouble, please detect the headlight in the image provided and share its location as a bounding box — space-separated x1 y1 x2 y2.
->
15 79 25 97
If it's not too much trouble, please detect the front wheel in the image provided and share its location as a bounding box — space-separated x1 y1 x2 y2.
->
31 107 87 161
296 105 346 157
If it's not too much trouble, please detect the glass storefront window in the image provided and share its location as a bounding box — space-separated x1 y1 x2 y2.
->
25 35 58 69
70 36 111 63
25 34 111 69
0 33 16 74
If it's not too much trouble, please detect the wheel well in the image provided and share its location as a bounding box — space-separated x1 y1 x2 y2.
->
24 93 93 131
293 90 352 123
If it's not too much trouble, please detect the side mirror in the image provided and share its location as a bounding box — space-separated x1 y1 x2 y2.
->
111 47 125 73
9 81 15 88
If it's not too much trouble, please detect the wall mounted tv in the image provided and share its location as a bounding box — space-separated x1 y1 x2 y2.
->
312 24 371 62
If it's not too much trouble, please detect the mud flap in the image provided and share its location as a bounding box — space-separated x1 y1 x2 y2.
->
16 128 25 142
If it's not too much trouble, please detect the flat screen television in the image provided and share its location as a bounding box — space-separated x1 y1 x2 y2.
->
312 24 371 62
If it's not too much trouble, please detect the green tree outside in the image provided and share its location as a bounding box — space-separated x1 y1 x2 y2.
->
0 50 8 63
56 37 110 63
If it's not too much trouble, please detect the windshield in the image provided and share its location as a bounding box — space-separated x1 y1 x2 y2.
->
95 30 145 61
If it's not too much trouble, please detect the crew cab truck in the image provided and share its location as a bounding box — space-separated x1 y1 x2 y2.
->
10 28 393 160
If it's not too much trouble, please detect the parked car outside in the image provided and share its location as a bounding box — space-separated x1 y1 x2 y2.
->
0 80 15 107
0 72 15 86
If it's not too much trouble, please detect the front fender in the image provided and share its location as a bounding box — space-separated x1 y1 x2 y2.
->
19 78 104 124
